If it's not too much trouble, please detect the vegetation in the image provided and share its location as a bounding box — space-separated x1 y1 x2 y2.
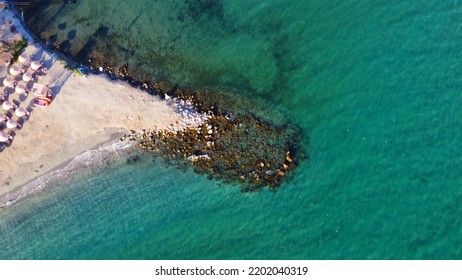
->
9 39 28 65
63 63 73 70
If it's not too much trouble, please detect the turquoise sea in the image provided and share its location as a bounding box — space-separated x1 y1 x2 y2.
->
1 0 462 259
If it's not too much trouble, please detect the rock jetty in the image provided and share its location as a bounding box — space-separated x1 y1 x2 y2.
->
121 98 303 191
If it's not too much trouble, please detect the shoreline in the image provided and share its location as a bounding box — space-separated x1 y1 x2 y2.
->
12 128 124 192
1 1 304 203
0 6 206 206
0 138 140 208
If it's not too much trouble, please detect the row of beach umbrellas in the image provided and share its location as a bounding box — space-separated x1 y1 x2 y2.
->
8 62 41 76
5 53 40 80
1 102 29 117
3 53 41 90
1 54 41 146
0 106 28 143
0 103 28 143
0 118 20 129
3 73 33 88
3 78 30 92
17 52 42 70
0 120 20 142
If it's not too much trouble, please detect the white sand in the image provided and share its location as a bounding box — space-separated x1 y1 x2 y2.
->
0 9 187 197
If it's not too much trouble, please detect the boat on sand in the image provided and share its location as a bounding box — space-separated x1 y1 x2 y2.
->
34 96 51 107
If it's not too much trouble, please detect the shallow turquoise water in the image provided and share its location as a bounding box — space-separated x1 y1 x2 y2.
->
1 0 462 259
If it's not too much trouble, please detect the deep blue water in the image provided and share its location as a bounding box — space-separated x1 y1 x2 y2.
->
1 0 462 259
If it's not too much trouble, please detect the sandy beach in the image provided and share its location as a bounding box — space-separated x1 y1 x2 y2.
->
0 8 194 201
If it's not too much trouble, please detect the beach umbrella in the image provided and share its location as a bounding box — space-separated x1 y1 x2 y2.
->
6 119 19 129
22 72 32 82
0 113 7 122
9 65 21 76
18 53 28 64
0 132 11 143
3 77 15 88
15 84 26 94
31 61 42 71
15 107 29 117
2 100 16 111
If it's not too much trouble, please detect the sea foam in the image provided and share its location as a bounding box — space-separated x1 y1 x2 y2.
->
0 140 137 209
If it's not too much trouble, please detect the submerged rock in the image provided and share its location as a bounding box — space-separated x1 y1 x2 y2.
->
133 112 304 191
62 54 306 191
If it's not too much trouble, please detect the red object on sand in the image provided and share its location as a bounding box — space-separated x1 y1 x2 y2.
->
34 97 52 107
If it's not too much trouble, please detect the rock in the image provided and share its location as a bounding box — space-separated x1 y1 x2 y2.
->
81 65 306 191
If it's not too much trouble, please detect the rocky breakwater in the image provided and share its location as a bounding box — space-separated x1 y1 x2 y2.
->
121 85 304 192
53 55 305 191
